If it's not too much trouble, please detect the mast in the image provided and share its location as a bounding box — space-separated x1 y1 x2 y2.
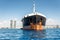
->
33 0 36 13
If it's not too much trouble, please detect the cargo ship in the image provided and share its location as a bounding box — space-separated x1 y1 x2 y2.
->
21 2 46 30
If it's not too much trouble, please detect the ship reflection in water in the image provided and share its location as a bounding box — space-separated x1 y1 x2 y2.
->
20 30 46 40
0 29 60 40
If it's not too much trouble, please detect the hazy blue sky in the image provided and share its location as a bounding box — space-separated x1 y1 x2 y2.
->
0 0 60 28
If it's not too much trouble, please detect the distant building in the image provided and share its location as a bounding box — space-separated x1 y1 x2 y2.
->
10 20 13 29
14 20 16 28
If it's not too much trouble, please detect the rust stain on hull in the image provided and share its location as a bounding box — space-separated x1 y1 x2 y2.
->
30 22 43 30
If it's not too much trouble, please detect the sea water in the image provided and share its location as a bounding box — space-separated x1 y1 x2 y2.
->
0 28 60 40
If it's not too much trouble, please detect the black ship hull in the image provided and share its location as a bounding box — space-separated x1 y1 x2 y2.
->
22 15 46 30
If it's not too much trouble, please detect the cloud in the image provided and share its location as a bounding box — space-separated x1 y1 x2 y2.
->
46 18 60 25
16 20 23 28
0 19 23 28
0 18 59 28
0 20 10 28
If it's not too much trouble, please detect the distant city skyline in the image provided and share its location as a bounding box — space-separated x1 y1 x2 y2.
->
0 0 60 28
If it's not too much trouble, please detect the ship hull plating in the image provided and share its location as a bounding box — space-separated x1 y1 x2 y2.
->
22 15 46 30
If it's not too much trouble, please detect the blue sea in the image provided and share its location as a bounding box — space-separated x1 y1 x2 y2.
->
0 28 60 40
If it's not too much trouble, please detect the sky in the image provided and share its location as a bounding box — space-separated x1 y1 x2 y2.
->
0 0 60 28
